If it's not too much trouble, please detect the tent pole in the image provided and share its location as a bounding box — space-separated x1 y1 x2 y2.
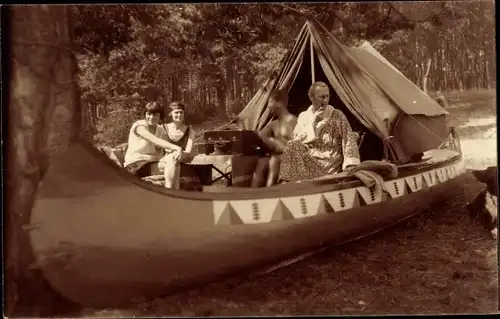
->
310 33 315 84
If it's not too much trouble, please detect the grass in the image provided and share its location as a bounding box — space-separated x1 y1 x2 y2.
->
89 90 498 316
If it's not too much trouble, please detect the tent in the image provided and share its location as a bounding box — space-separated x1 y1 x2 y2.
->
236 20 450 163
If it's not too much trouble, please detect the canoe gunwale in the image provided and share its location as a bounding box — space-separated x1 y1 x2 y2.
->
77 138 463 201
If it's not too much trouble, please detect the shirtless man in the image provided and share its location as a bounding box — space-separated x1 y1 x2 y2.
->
251 89 297 187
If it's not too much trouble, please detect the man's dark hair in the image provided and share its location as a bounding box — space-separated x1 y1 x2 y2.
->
269 89 289 106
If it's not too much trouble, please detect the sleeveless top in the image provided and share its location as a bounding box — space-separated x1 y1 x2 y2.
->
163 124 191 150
123 119 165 167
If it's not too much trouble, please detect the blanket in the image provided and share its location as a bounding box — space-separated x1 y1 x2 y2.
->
347 160 398 193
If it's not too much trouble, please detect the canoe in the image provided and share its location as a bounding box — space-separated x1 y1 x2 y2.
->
30 138 468 308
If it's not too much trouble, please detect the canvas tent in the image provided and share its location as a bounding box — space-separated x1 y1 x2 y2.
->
236 20 450 163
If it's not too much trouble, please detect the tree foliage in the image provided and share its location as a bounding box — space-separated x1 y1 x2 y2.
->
71 2 495 145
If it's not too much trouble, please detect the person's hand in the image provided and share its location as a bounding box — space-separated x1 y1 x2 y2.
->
173 150 182 164
343 164 356 172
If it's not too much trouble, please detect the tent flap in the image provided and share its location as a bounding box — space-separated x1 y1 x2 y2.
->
348 41 449 117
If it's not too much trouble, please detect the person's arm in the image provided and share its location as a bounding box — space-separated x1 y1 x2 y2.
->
338 111 361 171
135 125 182 152
258 121 279 152
183 128 196 157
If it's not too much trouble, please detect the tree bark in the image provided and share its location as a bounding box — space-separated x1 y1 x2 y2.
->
422 57 432 93
5 5 81 316
171 69 179 101
225 58 235 115
234 69 242 113
215 84 229 120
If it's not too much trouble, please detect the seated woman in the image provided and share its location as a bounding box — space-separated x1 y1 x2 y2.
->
279 82 361 182
123 101 184 178
158 101 196 189
251 89 297 187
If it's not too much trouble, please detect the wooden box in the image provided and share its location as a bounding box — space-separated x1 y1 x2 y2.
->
195 143 214 155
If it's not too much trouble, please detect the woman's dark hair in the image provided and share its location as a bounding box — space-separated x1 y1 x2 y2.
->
269 89 289 106
169 101 186 111
144 101 163 119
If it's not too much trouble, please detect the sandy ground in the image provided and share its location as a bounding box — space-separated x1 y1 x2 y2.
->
87 90 497 317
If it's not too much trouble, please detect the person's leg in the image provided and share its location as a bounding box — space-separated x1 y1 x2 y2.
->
160 153 181 189
149 161 162 175
251 157 269 188
130 161 154 178
267 155 281 187
164 163 181 189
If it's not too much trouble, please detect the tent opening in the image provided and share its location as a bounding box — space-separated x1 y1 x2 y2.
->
286 45 385 162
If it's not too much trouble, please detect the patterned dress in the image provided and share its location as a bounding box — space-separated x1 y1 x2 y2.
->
279 105 361 182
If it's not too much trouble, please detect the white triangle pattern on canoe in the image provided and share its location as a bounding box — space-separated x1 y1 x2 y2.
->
435 167 448 183
446 166 454 179
323 188 359 212
443 167 451 181
211 161 463 225
422 169 438 187
384 178 407 198
280 194 323 219
357 185 384 205
405 174 424 193
229 198 279 224
212 200 229 224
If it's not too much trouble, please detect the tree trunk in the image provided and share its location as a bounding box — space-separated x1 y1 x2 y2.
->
234 70 242 113
171 69 179 101
5 5 82 316
216 84 228 120
225 58 235 115
214 71 228 120
485 60 491 89
422 57 432 94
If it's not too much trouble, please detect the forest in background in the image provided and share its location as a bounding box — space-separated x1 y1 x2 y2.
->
71 2 496 145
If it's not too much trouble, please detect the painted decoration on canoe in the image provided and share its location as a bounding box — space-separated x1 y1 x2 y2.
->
404 174 425 193
229 198 280 224
323 189 360 212
422 169 438 187
447 166 456 179
357 185 384 205
384 178 408 198
280 194 324 219
212 161 464 225
435 167 449 183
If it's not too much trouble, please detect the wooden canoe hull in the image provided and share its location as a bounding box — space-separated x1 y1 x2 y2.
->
30 141 468 308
